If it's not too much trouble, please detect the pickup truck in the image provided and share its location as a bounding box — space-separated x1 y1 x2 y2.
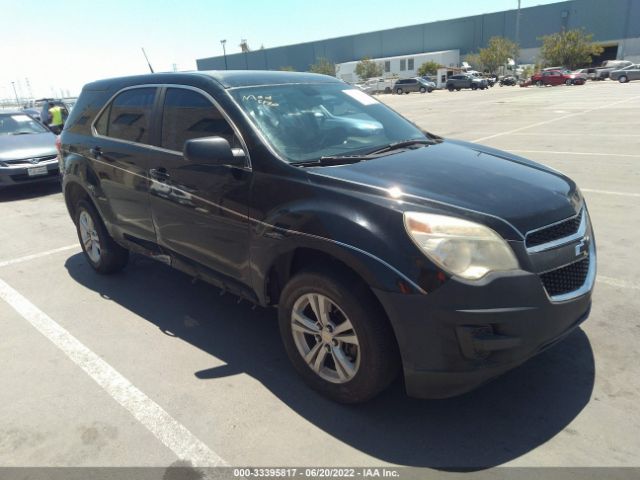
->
594 60 633 80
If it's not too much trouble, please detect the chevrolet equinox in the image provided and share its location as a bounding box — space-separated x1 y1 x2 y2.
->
59 71 596 403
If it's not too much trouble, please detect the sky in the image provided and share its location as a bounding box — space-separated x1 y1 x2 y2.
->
2 0 565 100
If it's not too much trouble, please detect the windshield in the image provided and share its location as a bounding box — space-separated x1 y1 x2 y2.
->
229 83 425 163
0 114 48 135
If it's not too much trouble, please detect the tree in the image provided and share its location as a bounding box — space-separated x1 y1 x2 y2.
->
520 64 535 79
354 57 383 80
309 57 336 76
417 61 442 76
478 36 519 73
539 28 604 70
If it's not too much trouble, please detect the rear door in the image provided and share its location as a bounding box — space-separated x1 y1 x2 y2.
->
91 86 159 244
148 86 252 285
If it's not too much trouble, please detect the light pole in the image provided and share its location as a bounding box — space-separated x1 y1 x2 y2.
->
220 39 228 70
11 82 20 106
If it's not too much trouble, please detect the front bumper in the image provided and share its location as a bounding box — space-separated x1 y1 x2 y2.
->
374 256 594 399
0 159 60 187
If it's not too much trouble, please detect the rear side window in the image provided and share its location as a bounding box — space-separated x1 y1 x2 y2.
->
94 88 156 144
160 88 235 152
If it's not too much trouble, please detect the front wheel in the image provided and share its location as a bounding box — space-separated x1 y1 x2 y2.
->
419 86 426 93
471 84 478 90
75 200 129 274
565 79 572 85
619 75 628 83
278 271 399 403
536 80 543 87
396 88 403 95
447 85 454 92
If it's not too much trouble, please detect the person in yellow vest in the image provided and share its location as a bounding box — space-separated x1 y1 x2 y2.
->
48 102 64 134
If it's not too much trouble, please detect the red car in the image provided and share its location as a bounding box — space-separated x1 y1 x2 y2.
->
531 69 586 86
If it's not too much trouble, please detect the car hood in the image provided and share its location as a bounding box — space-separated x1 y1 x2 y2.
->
0 132 57 162
307 139 580 237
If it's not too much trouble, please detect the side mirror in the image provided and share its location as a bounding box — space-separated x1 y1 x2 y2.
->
183 137 246 168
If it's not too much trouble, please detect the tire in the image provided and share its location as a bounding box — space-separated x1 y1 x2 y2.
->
456 88 461 91
536 80 543 87
419 87 426 93
447 85 454 92
384 87 391 94
396 88 403 95
619 75 628 83
565 79 572 86
427 88 433 93
75 199 129 274
471 84 478 90
278 270 400 404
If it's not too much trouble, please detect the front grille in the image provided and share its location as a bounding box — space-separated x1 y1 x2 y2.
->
2 155 58 167
526 210 582 248
540 256 590 297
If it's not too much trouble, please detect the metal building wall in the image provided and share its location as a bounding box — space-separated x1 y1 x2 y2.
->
197 0 639 71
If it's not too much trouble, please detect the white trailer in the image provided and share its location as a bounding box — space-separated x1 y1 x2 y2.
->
336 49 460 85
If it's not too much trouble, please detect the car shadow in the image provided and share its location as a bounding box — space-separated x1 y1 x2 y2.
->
64 253 595 470
0 181 61 202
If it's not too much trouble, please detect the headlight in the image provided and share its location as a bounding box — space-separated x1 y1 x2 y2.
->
403 212 519 280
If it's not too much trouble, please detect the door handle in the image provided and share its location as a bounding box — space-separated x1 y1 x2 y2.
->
149 167 169 182
90 146 102 158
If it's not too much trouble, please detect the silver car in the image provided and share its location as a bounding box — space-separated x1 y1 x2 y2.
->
610 64 640 83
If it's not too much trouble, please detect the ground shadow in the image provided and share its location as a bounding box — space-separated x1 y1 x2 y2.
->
64 253 595 470
0 181 61 202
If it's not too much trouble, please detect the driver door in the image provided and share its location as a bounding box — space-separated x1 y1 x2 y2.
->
148 86 252 286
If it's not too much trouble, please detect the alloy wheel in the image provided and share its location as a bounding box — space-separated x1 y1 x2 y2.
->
79 210 101 263
290 293 360 384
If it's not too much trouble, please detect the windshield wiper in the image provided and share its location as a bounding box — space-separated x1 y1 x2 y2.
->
11 132 33 136
292 138 436 167
292 155 371 167
367 138 435 155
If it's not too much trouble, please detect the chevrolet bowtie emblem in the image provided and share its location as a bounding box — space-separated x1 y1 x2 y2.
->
575 238 588 257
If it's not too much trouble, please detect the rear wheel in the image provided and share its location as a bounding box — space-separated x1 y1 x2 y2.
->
471 84 478 90
619 75 628 83
447 85 454 92
419 86 426 93
565 79 572 85
536 80 543 87
456 87 461 91
396 88 403 95
75 200 128 274
278 270 399 403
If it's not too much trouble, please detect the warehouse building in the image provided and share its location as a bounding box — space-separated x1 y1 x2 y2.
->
197 0 640 73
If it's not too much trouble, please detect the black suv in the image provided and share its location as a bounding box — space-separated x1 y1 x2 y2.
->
60 71 595 403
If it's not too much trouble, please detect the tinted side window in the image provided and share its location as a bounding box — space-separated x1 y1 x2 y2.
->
161 88 235 153
99 88 156 144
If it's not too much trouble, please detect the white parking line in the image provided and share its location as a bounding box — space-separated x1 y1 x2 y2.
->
0 244 80 268
471 94 640 143
0 277 226 467
581 189 640 198
508 150 640 158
